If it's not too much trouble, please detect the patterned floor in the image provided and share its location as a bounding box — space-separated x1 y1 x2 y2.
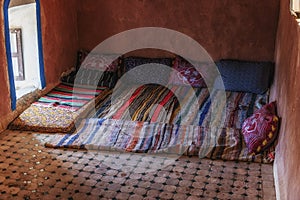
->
0 130 276 200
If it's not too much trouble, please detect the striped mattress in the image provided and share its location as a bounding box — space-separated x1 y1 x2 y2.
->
45 84 274 163
9 83 109 133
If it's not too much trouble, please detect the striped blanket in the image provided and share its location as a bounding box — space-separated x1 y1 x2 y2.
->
9 83 109 133
44 118 274 163
44 84 273 162
87 84 261 129
33 83 106 111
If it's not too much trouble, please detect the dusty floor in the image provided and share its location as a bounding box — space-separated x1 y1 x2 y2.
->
0 130 276 200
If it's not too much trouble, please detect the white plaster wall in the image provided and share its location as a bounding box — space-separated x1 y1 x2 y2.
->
9 3 41 94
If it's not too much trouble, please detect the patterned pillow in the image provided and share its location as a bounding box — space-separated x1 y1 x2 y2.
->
121 56 173 85
215 59 274 94
168 56 207 88
80 53 120 72
242 102 279 155
61 69 118 88
76 49 89 71
123 56 173 72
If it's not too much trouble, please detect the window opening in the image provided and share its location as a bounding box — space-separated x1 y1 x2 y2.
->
10 28 24 81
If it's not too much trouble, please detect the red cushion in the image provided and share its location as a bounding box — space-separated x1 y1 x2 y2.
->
242 102 279 155
168 56 207 88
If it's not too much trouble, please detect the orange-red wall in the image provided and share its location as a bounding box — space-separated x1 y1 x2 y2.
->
78 0 279 61
41 0 79 85
0 0 79 130
271 0 300 199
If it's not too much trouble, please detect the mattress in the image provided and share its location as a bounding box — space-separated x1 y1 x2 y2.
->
44 118 274 163
45 84 274 163
9 83 109 133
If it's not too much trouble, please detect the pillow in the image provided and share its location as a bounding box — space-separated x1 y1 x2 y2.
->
215 59 274 94
123 56 173 72
80 53 120 72
168 56 207 88
75 49 89 71
61 69 118 88
120 56 173 85
242 101 279 155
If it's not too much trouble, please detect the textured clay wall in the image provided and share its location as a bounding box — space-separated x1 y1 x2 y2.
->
271 0 300 199
0 0 79 131
78 0 279 61
40 0 78 85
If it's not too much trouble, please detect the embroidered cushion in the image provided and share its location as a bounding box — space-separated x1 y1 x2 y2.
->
242 102 279 155
121 56 173 85
80 53 120 72
123 56 173 72
61 69 118 88
168 56 207 88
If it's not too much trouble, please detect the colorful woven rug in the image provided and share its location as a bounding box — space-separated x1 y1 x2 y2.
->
88 84 263 130
44 118 274 163
33 83 107 111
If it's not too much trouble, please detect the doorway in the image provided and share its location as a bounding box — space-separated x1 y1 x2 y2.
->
4 0 45 110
